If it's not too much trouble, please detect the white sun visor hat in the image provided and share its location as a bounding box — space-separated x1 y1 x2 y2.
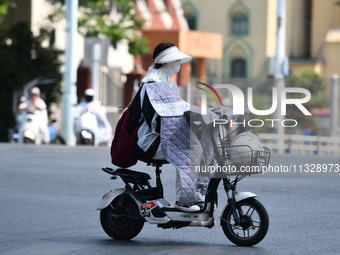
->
30 87 40 96
154 46 193 64
84 88 95 96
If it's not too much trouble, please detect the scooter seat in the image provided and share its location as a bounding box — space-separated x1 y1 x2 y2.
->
140 158 169 167
102 167 151 185
114 168 151 180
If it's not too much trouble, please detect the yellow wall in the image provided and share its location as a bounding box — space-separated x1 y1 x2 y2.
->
182 0 340 79
182 0 313 79
198 0 270 78
289 61 324 76
324 30 340 77
240 0 268 78
311 0 334 59
266 0 277 57
286 0 310 58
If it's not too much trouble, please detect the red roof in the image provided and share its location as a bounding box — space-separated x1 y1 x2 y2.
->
137 0 182 30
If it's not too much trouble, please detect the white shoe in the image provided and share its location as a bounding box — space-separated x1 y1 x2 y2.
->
175 203 200 212
195 192 205 203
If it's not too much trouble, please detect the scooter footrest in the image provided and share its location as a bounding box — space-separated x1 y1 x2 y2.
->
151 207 167 218
158 221 190 229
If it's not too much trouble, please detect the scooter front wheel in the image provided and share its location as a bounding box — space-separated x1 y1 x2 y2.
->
100 194 144 240
23 137 34 143
221 198 269 246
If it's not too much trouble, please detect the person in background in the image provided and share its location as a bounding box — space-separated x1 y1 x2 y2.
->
74 88 112 145
18 87 50 144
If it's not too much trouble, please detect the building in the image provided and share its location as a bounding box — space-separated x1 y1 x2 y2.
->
5 0 214 135
137 0 223 86
181 0 340 79
4 0 340 136
4 0 136 135
180 0 340 135
5 0 216 102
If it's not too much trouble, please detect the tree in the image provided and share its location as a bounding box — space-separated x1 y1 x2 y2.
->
286 71 328 130
0 0 15 23
48 0 149 57
0 22 63 141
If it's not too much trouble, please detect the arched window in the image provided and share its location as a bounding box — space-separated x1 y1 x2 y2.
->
229 3 249 35
185 12 197 30
231 13 248 35
183 2 198 30
231 58 247 77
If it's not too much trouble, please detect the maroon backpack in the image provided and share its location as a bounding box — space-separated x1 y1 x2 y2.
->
110 107 144 168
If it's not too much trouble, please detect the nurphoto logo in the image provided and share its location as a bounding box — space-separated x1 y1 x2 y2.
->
198 82 312 128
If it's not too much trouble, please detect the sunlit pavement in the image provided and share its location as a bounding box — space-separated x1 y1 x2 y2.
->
0 143 339 255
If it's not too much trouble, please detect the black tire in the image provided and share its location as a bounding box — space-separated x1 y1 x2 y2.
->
78 131 94 145
80 137 94 145
221 198 269 246
100 194 144 240
56 135 66 145
23 137 34 144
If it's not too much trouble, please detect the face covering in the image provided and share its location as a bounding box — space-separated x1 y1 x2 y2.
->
165 61 181 77
142 61 181 87
163 61 181 87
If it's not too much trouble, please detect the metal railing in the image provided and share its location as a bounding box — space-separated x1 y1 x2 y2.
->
98 66 125 131
257 133 340 156
98 66 124 113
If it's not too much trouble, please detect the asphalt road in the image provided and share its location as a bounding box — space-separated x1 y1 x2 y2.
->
0 143 339 255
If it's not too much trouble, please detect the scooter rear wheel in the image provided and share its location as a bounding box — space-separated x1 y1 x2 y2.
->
221 198 269 246
100 194 144 240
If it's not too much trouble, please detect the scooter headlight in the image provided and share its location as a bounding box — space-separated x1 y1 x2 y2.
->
81 130 93 139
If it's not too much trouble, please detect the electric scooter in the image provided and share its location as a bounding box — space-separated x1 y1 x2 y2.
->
97 126 270 246
75 110 98 145
14 111 65 144
75 109 112 146
19 111 43 144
